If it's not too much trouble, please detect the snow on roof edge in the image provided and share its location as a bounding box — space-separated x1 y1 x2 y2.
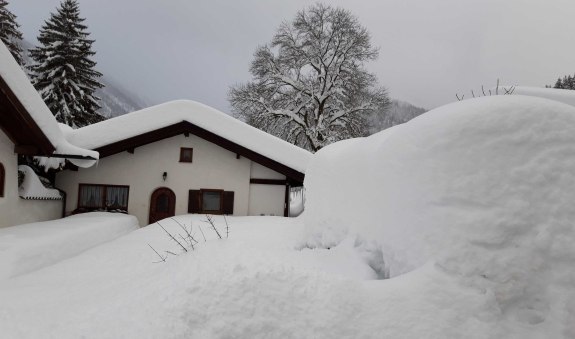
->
18 165 62 200
67 100 312 174
0 41 99 169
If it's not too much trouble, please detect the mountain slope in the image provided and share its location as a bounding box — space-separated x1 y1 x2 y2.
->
369 100 427 134
21 39 145 118
94 79 146 118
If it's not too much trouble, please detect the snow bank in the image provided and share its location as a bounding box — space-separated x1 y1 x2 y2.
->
65 100 311 174
304 95 575 333
502 86 575 107
0 41 99 169
0 216 379 339
0 212 138 280
0 212 568 338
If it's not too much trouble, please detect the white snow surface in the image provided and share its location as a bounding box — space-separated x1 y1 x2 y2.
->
0 207 572 337
2 95 575 338
304 95 575 337
65 100 312 174
0 41 99 168
0 212 138 280
0 215 390 339
502 86 575 107
18 165 62 200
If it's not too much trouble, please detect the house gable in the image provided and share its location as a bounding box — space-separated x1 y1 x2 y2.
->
92 121 305 185
56 133 261 224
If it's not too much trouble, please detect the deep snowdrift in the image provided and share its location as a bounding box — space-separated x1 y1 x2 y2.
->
0 216 389 339
503 86 575 107
304 95 575 336
0 212 138 280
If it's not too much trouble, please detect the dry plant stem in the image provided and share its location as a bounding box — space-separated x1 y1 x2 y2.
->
148 243 166 263
170 217 198 246
224 215 229 239
157 221 188 252
205 215 222 239
198 223 207 242
456 79 515 101
179 234 194 250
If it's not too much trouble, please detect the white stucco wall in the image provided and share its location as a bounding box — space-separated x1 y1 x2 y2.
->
248 162 287 216
56 134 288 226
0 130 61 228
248 184 285 216
250 162 286 180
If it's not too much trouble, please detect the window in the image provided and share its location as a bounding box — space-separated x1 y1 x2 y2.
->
78 184 129 211
189 189 234 214
0 163 4 198
180 148 193 163
202 189 223 212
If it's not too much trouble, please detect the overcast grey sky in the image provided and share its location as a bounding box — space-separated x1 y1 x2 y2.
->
10 0 575 112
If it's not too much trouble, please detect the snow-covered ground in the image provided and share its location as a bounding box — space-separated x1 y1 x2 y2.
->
0 215 382 339
1 95 574 338
0 214 509 338
0 212 138 280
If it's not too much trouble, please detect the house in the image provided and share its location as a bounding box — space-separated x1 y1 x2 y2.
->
56 100 312 226
0 42 99 228
0 39 310 228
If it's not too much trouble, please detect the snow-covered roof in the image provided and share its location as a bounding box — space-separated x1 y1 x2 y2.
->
501 86 575 107
0 41 99 169
18 165 62 200
65 100 312 176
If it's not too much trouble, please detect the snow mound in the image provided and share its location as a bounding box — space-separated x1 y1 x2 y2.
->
0 213 139 280
304 95 575 331
503 86 575 107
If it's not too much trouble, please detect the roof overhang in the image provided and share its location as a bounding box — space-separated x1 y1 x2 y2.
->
93 121 305 185
0 73 56 156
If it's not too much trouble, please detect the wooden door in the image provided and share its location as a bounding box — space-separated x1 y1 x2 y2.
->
149 187 176 224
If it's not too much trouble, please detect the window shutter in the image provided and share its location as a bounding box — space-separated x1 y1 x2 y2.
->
188 190 201 213
223 191 234 215
0 163 4 197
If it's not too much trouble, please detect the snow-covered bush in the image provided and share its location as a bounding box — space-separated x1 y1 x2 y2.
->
304 95 575 330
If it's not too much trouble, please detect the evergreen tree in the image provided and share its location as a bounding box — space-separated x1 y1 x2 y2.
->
0 0 24 65
550 74 575 90
554 77 563 89
29 0 105 128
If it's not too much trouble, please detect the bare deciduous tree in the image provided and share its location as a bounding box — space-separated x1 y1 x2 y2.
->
229 3 390 152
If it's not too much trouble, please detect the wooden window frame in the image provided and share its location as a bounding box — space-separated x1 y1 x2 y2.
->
200 188 224 214
179 147 193 163
77 183 130 211
189 189 234 215
0 163 4 198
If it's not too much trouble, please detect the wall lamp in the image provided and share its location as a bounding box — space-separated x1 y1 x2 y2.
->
162 172 167 181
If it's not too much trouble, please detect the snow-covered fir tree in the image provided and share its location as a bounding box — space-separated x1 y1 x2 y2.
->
29 0 105 128
0 0 24 65
550 74 575 90
229 3 389 152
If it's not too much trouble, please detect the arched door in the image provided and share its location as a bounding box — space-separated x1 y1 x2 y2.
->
149 187 176 224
